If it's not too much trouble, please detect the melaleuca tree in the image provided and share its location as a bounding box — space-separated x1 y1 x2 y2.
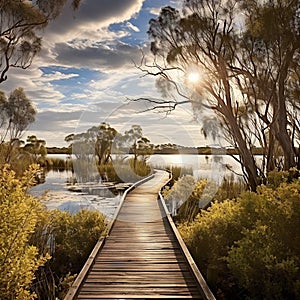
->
0 165 49 300
120 125 153 169
65 123 118 182
23 135 47 164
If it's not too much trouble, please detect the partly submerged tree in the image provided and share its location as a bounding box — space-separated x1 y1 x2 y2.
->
66 123 118 166
65 123 118 182
139 0 300 190
93 123 118 166
0 0 81 83
117 125 153 169
23 135 47 163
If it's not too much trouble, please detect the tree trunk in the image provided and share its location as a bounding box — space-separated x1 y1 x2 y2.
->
225 109 260 191
274 46 296 170
266 127 276 172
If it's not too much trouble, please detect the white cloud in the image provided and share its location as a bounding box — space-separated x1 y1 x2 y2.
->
1 0 202 148
149 7 161 16
40 71 79 82
126 21 140 32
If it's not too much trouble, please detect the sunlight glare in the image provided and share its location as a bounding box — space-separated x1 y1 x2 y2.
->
187 72 200 84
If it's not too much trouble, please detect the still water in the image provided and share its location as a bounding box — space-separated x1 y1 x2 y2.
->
31 154 242 216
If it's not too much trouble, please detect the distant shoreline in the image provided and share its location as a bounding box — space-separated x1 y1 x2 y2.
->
46 146 266 156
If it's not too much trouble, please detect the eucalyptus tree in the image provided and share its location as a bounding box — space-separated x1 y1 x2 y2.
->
237 0 300 171
23 135 47 163
91 122 118 166
0 0 81 83
0 88 36 162
120 125 153 169
144 1 261 190
140 0 300 190
65 122 117 166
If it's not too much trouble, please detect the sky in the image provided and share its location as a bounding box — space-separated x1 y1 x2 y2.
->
1 0 218 148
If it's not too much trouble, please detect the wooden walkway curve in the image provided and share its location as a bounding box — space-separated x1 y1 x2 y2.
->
65 170 215 300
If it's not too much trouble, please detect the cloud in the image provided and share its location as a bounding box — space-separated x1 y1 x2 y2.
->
53 42 143 70
126 21 140 32
149 7 162 16
40 71 79 82
2 0 200 148
45 0 144 42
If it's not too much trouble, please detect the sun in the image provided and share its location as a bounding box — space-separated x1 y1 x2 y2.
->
187 72 200 84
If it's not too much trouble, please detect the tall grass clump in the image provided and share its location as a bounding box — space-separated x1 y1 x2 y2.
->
102 158 152 183
164 175 246 224
152 164 193 181
43 157 73 172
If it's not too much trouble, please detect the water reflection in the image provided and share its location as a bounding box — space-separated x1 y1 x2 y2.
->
32 154 243 216
30 170 122 217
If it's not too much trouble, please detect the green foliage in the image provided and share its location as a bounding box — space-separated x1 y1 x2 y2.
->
179 174 300 299
26 204 107 299
0 88 36 143
0 165 49 300
31 208 107 299
43 157 73 172
118 125 154 163
166 165 193 181
108 158 152 183
266 168 300 189
66 123 153 182
226 180 300 299
0 0 81 83
0 88 36 164
163 175 195 221
23 135 47 163
213 175 246 202
50 209 106 276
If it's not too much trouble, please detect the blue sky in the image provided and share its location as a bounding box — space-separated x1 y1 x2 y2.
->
1 0 215 148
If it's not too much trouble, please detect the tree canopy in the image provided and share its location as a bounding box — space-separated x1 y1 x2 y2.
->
0 88 36 163
65 123 153 182
0 0 81 83
142 0 300 190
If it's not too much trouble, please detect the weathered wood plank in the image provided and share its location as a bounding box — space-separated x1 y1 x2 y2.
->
77 294 200 299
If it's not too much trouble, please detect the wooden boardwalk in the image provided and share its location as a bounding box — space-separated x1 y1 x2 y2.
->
65 171 215 300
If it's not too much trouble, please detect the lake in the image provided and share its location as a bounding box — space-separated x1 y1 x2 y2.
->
32 154 243 216
30 170 122 217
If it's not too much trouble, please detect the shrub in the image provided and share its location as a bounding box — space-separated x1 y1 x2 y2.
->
0 165 49 300
50 209 106 276
226 180 300 299
179 176 300 299
32 209 106 299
